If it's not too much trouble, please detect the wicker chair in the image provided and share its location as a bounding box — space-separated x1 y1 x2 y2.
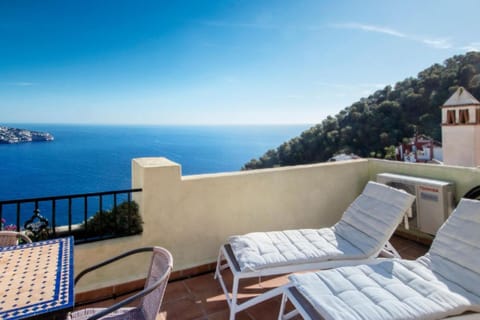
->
0 231 32 247
67 246 173 320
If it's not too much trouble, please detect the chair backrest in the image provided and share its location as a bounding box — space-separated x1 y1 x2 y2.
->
0 231 32 247
140 246 173 320
334 181 415 255
422 198 480 298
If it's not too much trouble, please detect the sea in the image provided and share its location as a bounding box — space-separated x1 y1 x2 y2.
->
0 124 310 225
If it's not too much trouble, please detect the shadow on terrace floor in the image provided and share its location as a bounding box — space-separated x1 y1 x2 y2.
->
79 235 429 320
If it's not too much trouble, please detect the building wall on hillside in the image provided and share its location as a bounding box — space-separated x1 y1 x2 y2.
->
442 125 480 167
433 146 443 161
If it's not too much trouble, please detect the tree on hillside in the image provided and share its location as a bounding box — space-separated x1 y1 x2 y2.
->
243 52 480 170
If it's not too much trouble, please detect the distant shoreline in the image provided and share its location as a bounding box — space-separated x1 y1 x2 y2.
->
0 126 54 144
2 123 313 127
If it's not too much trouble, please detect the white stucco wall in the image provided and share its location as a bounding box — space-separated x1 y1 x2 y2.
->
74 158 369 292
73 158 480 293
442 125 480 167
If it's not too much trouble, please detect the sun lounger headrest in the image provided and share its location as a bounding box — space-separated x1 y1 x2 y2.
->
420 198 480 296
429 198 480 273
334 181 415 255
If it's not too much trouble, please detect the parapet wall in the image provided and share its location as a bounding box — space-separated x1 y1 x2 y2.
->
74 157 480 293
74 158 369 292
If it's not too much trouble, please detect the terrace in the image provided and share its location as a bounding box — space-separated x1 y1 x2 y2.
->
2 157 479 319
79 234 429 320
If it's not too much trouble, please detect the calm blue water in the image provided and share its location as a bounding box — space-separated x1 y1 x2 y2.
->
0 124 309 224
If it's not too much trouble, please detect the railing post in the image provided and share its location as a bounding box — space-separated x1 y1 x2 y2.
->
68 198 72 233
113 193 118 233
16 203 21 232
84 196 88 240
127 192 131 229
52 200 57 237
99 195 103 239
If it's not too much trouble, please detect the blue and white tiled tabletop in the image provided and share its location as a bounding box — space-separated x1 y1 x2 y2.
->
0 237 74 319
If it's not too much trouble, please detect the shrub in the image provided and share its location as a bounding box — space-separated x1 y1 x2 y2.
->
86 201 143 237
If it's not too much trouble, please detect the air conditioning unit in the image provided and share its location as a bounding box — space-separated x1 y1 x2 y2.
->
377 173 455 235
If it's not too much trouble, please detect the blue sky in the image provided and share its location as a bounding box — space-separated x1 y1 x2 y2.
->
1 0 479 125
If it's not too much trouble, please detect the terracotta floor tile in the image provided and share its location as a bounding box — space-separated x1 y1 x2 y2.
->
389 234 430 260
185 273 224 297
390 235 415 251
245 296 282 320
277 295 304 320
215 269 234 290
401 250 428 260
206 309 252 320
185 273 238 316
161 296 205 320
233 276 288 303
398 242 429 259
197 292 229 316
164 280 192 303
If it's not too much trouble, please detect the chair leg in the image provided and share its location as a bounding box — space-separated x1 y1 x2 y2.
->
215 248 230 302
278 291 299 320
214 246 239 319
215 245 285 319
229 276 240 320
278 292 288 320
214 247 224 280
382 241 401 258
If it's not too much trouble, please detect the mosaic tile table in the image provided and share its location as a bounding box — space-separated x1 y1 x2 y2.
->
0 237 74 320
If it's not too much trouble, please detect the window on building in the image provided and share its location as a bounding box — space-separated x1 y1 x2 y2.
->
446 110 456 124
476 109 480 124
459 109 470 124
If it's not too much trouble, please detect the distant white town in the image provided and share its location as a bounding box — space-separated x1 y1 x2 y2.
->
0 126 54 144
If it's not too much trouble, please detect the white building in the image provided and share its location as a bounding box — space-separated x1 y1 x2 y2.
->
441 87 480 167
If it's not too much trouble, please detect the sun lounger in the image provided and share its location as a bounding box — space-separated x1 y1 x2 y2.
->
279 198 480 320
215 181 415 320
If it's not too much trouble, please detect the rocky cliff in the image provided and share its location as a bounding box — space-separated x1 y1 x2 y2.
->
0 126 54 144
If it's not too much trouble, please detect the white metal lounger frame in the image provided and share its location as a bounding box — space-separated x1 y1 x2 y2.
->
215 181 414 320
278 284 320 320
278 198 480 320
215 242 396 320
278 284 480 320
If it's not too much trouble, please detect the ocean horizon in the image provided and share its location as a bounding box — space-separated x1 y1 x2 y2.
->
0 123 311 225
0 123 311 202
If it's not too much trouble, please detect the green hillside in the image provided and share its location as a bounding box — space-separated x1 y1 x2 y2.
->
243 52 480 170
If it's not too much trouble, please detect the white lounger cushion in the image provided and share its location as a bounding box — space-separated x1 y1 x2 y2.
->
229 181 414 272
288 198 480 320
418 198 480 298
229 228 366 272
289 259 480 320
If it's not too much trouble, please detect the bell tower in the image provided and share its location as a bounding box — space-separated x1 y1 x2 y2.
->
441 87 480 167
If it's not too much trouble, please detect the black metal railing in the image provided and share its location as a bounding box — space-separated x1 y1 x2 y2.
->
0 188 142 244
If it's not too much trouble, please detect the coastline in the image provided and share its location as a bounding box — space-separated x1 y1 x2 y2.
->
0 126 54 144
